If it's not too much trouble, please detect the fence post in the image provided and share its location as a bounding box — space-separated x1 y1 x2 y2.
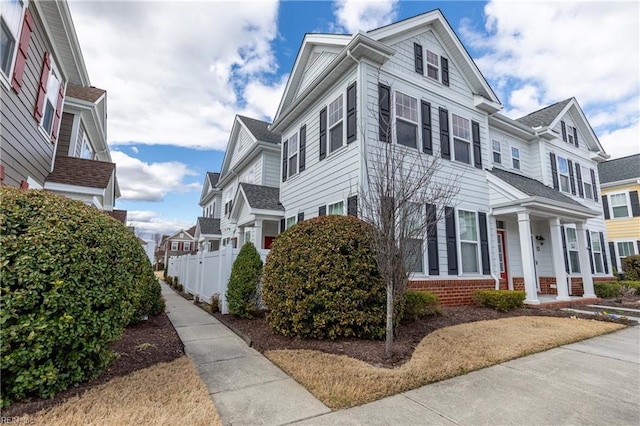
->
220 243 234 314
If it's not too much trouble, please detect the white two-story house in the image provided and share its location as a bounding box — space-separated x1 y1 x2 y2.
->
269 10 612 306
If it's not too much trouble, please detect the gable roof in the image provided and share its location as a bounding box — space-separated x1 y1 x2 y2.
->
107 209 128 225
598 154 640 184
237 115 280 144
240 183 283 211
489 168 584 208
186 225 197 237
207 172 220 187
46 156 115 189
196 217 221 235
516 99 572 128
65 84 106 103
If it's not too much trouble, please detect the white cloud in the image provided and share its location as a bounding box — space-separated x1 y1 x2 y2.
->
127 210 194 237
111 151 200 202
69 0 283 150
333 0 399 33
461 1 639 157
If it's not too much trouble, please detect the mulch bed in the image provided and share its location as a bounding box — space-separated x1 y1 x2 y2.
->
2 312 184 418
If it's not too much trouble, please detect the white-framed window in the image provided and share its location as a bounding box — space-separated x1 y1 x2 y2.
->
566 124 576 145
582 165 593 199
458 210 479 273
492 140 501 164
395 91 418 149
328 95 343 153
0 0 26 80
402 202 424 273
565 227 580 273
557 156 570 193
183 242 191 251
511 147 520 170
617 241 636 272
591 231 604 274
287 133 298 178
171 241 179 251
452 114 471 164
328 200 344 215
426 50 439 80
286 216 296 229
244 229 253 245
609 193 630 218
41 60 61 134
81 136 93 160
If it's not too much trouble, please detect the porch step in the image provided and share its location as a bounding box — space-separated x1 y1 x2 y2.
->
586 305 640 314
561 308 640 322
529 297 600 309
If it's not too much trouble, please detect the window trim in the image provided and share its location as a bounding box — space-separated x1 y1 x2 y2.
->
0 0 28 86
590 231 604 274
425 49 439 81
451 113 472 165
394 90 419 149
616 239 637 272
457 209 480 275
582 165 593 199
171 241 179 251
327 200 345 216
286 215 296 229
492 140 501 164
565 226 581 274
556 155 571 194
609 192 631 219
328 94 344 154
566 123 576 145
183 242 191 251
511 146 520 170
286 132 298 178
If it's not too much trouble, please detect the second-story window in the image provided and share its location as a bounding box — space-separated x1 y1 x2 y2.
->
557 156 570 193
81 136 93 159
582 165 593 199
1 0 25 79
395 91 418 148
41 64 61 134
566 124 575 145
511 147 520 170
610 193 630 218
426 50 439 80
492 140 501 164
287 133 298 177
452 114 471 164
329 95 343 153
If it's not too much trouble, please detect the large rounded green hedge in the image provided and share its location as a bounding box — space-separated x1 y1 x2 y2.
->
0 187 164 406
262 215 386 340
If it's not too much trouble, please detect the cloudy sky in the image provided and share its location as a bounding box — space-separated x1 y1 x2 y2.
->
67 0 640 237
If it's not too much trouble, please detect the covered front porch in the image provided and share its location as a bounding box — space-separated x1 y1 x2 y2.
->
230 183 283 250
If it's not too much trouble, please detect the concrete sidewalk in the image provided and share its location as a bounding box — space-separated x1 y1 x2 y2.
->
161 283 330 425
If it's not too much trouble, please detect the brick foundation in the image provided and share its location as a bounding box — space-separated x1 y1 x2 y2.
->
512 277 524 292
510 276 614 296
408 279 495 306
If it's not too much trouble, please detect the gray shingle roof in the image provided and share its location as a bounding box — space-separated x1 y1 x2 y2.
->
206 172 220 187
516 98 572 128
237 115 281 144
490 168 584 207
197 217 221 235
598 154 640 184
240 183 284 211
46 156 115 189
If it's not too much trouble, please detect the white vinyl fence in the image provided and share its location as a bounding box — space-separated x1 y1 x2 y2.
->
166 244 270 313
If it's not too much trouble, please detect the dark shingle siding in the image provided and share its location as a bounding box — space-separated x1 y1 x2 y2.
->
516 98 572 128
598 154 640 184
490 168 584 207
240 183 283 211
237 115 281 144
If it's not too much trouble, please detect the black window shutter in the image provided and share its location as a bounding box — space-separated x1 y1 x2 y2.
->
568 159 576 195
590 169 598 200
560 226 570 273
441 57 449 86
347 195 358 217
414 42 423 75
445 206 458 275
573 127 579 148
378 84 391 142
346 82 357 144
299 125 306 172
575 162 584 197
439 107 450 160
421 101 432 155
479 212 490 275
318 205 326 216
600 232 609 274
282 140 288 182
637 240 640 255
280 218 285 233
586 229 594 274
561 121 567 142
602 195 610 219
550 153 559 190
319 107 327 160
426 204 439 275
629 190 640 217
608 242 616 273
297 212 304 222
472 121 482 169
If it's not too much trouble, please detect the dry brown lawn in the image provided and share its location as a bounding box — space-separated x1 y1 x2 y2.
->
266 316 624 409
21 357 220 426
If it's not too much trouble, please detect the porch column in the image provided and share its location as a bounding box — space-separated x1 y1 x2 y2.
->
238 226 245 247
254 219 263 250
576 221 596 298
549 217 570 301
518 212 539 304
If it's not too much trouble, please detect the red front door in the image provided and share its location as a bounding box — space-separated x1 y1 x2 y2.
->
497 230 508 280
264 236 275 250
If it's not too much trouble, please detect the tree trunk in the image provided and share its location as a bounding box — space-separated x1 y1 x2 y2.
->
385 278 394 358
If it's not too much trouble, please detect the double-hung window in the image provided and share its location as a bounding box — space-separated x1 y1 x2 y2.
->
0 0 25 79
557 156 570 193
511 147 520 170
591 231 604 274
582 165 593 199
610 193 630 218
81 136 93 159
171 242 179 251
183 242 191 251
328 201 344 215
286 216 296 229
328 95 343 153
395 91 418 148
426 50 439 80
41 62 61 134
403 202 424 273
617 241 636 271
492 140 501 164
458 210 479 273
287 133 298 177
452 114 471 164
565 228 580 273
566 124 576 145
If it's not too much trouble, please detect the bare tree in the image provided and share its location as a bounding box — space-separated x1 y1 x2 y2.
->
359 81 460 357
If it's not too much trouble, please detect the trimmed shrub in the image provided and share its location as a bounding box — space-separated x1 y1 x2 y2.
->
473 290 526 312
0 188 163 406
210 294 220 313
622 254 640 281
595 281 640 298
262 215 386 340
403 291 440 321
226 242 262 318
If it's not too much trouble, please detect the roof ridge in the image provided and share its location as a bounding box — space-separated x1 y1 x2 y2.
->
517 98 572 120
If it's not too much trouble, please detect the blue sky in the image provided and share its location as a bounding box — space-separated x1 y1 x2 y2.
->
68 0 639 237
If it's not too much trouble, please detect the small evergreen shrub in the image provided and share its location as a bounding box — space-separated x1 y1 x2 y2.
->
210 294 220 313
226 242 263 318
176 283 184 293
403 291 440 321
473 290 526 312
622 255 640 281
594 282 621 298
262 215 386 340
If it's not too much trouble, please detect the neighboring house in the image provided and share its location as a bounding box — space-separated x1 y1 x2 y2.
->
0 0 121 213
195 216 222 252
195 172 223 251
269 9 612 305
160 227 197 266
217 115 283 249
598 154 640 276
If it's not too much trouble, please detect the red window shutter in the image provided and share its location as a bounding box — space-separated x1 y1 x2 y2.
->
34 53 51 121
0 165 5 183
20 180 29 189
11 10 34 93
50 83 65 143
